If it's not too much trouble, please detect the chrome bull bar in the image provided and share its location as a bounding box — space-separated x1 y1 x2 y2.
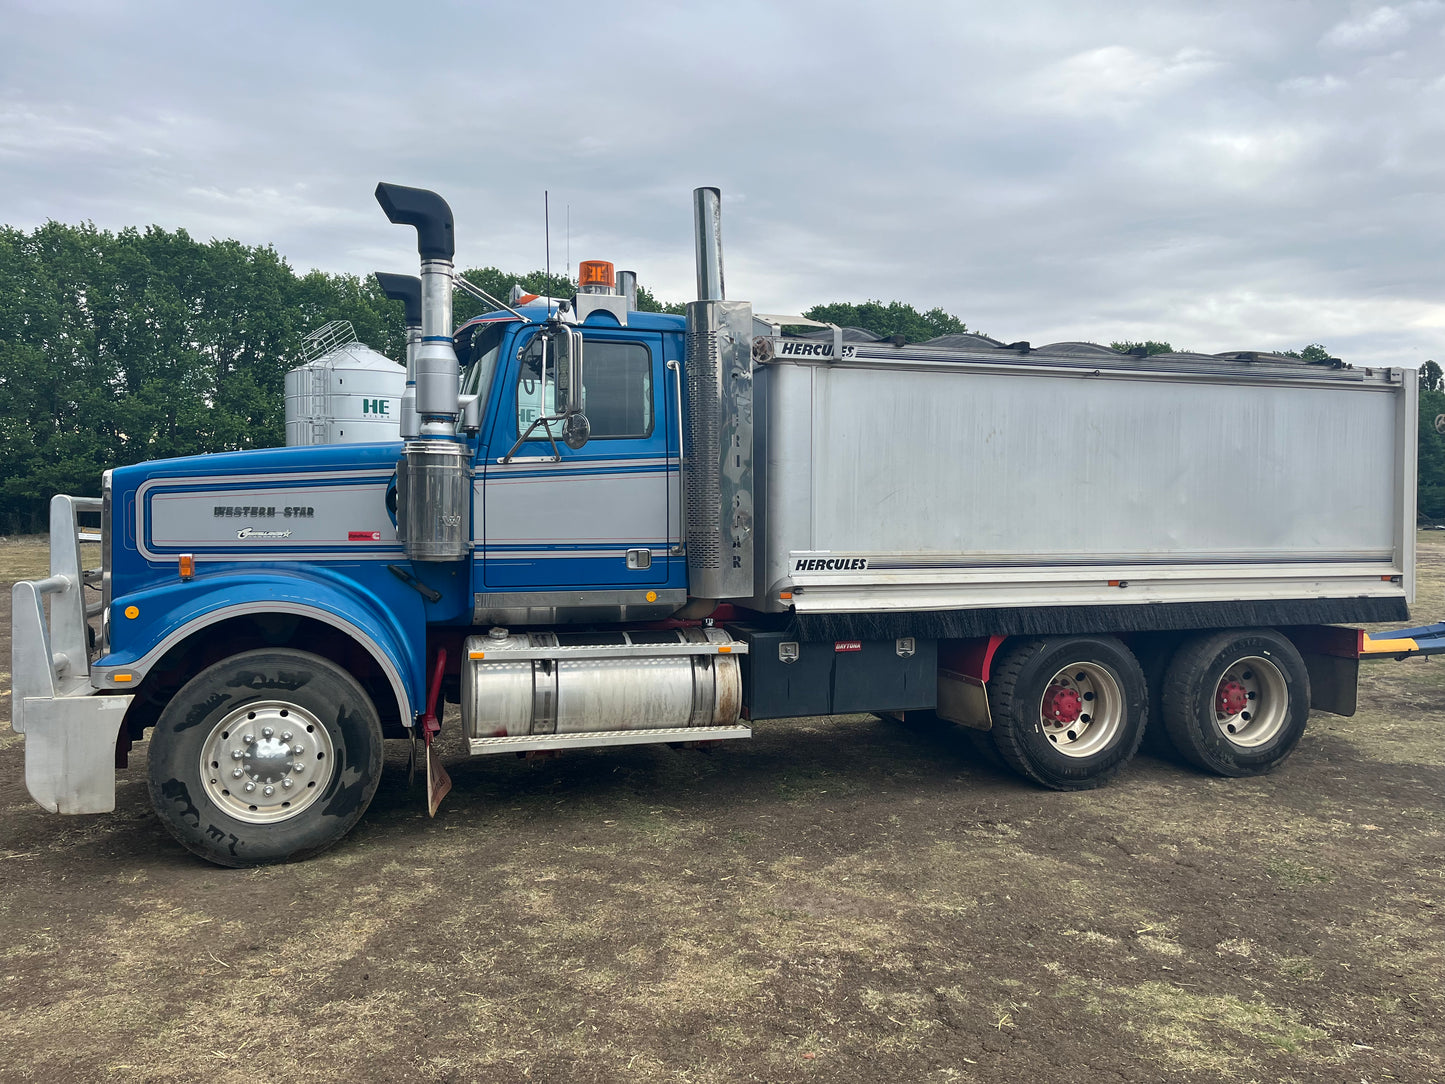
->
10 494 132 813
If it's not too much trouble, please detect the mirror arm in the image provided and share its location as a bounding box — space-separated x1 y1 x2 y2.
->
454 274 527 321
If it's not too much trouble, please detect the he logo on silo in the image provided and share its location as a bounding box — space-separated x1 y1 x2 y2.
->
362 399 391 415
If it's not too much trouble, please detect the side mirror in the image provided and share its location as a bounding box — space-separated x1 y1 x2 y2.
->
553 325 584 416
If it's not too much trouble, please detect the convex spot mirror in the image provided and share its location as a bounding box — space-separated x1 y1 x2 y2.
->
562 412 590 449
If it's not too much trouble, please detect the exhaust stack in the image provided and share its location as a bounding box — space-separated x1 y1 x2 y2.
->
693 187 725 301
616 269 638 311
683 187 754 602
373 272 422 440
375 182 469 562
375 183 459 437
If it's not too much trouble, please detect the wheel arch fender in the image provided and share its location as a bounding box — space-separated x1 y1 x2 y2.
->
95 570 425 729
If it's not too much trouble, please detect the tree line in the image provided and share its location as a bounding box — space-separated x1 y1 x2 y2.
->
1 219 1440 530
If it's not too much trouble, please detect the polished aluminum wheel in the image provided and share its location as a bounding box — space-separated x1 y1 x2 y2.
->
199 701 335 824
1038 661 1124 757
1211 655 1288 748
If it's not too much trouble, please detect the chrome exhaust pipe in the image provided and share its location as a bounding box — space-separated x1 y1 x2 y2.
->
693 187 724 302
375 183 460 438
375 183 469 562
374 272 422 440
616 269 638 311
683 187 753 604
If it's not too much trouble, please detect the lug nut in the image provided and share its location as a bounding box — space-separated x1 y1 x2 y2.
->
243 734 255 744
243 782 256 793
293 745 304 755
282 779 294 789
231 750 244 760
262 727 273 739
263 786 274 797
293 763 304 773
232 768 244 779
281 732 293 742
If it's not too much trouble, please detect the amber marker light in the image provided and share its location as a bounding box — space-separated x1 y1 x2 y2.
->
469 651 486 660
178 554 195 581
112 674 134 683
578 260 615 288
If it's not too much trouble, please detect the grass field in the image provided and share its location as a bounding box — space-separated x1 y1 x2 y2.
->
0 536 1440 1083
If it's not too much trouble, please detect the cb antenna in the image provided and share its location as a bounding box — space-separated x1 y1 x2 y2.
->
544 190 551 314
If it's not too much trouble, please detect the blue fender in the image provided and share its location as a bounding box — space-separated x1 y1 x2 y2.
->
95 565 428 723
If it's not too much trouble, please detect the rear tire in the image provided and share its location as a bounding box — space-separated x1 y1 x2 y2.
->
147 648 384 867
987 636 1147 790
1160 628 1310 777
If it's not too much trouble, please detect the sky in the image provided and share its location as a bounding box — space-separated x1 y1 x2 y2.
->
2 0 1443 366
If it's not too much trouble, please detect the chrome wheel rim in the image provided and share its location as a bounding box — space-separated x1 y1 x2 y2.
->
1212 655 1288 749
200 701 335 824
1038 661 1124 757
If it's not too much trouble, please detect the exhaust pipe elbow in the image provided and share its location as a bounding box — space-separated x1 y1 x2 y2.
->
375 183 456 261
374 272 423 328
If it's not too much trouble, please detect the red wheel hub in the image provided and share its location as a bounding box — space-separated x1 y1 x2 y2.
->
1042 684 1083 724
1216 679 1249 716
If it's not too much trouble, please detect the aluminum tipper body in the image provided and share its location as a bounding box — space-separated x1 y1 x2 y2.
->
10 182 1416 866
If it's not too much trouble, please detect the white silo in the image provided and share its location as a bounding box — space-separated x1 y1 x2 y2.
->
284 321 406 446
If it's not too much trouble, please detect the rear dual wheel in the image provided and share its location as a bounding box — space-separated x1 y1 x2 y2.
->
1160 629 1310 777
987 636 1147 790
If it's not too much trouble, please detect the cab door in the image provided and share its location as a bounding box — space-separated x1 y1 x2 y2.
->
481 327 673 589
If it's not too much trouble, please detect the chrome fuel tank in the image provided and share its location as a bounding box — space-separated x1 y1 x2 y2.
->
461 627 742 738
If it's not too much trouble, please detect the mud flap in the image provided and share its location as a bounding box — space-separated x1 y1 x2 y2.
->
425 739 452 817
418 646 451 817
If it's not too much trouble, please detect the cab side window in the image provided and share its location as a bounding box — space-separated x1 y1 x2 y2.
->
515 338 653 440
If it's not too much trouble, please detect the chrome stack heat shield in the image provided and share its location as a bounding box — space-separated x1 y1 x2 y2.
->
396 440 469 560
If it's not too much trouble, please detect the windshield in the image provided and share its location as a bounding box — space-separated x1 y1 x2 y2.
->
460 323 510 400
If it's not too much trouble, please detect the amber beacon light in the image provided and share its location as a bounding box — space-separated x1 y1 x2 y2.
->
578 260 615 291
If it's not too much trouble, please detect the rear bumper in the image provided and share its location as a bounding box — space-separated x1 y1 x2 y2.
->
10 495 132 814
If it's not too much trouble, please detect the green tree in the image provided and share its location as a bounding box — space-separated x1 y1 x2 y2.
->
1282 343 1333 362
1420 360 1441 393
635 284 686 315
802 300 967 343
1420 389 1445 522
0 220 410 530
1111 340 1174 355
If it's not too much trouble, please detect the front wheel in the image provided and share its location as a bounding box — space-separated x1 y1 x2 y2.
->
1160 629 1310 777
987 636 1147 790
147 649 384 867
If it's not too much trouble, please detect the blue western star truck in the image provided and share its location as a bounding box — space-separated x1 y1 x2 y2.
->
9 183 1421 865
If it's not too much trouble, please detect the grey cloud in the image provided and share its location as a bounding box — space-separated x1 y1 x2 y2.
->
1 0 1441 366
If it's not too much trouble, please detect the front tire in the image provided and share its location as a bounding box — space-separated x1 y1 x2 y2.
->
1160 628 1310 777
147 649 384 867
987 636 1147 790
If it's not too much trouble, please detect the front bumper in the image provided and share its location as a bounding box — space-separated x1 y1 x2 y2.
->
10 495 132 814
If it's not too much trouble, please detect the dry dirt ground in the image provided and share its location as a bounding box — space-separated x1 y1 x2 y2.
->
0 539 1441 1084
